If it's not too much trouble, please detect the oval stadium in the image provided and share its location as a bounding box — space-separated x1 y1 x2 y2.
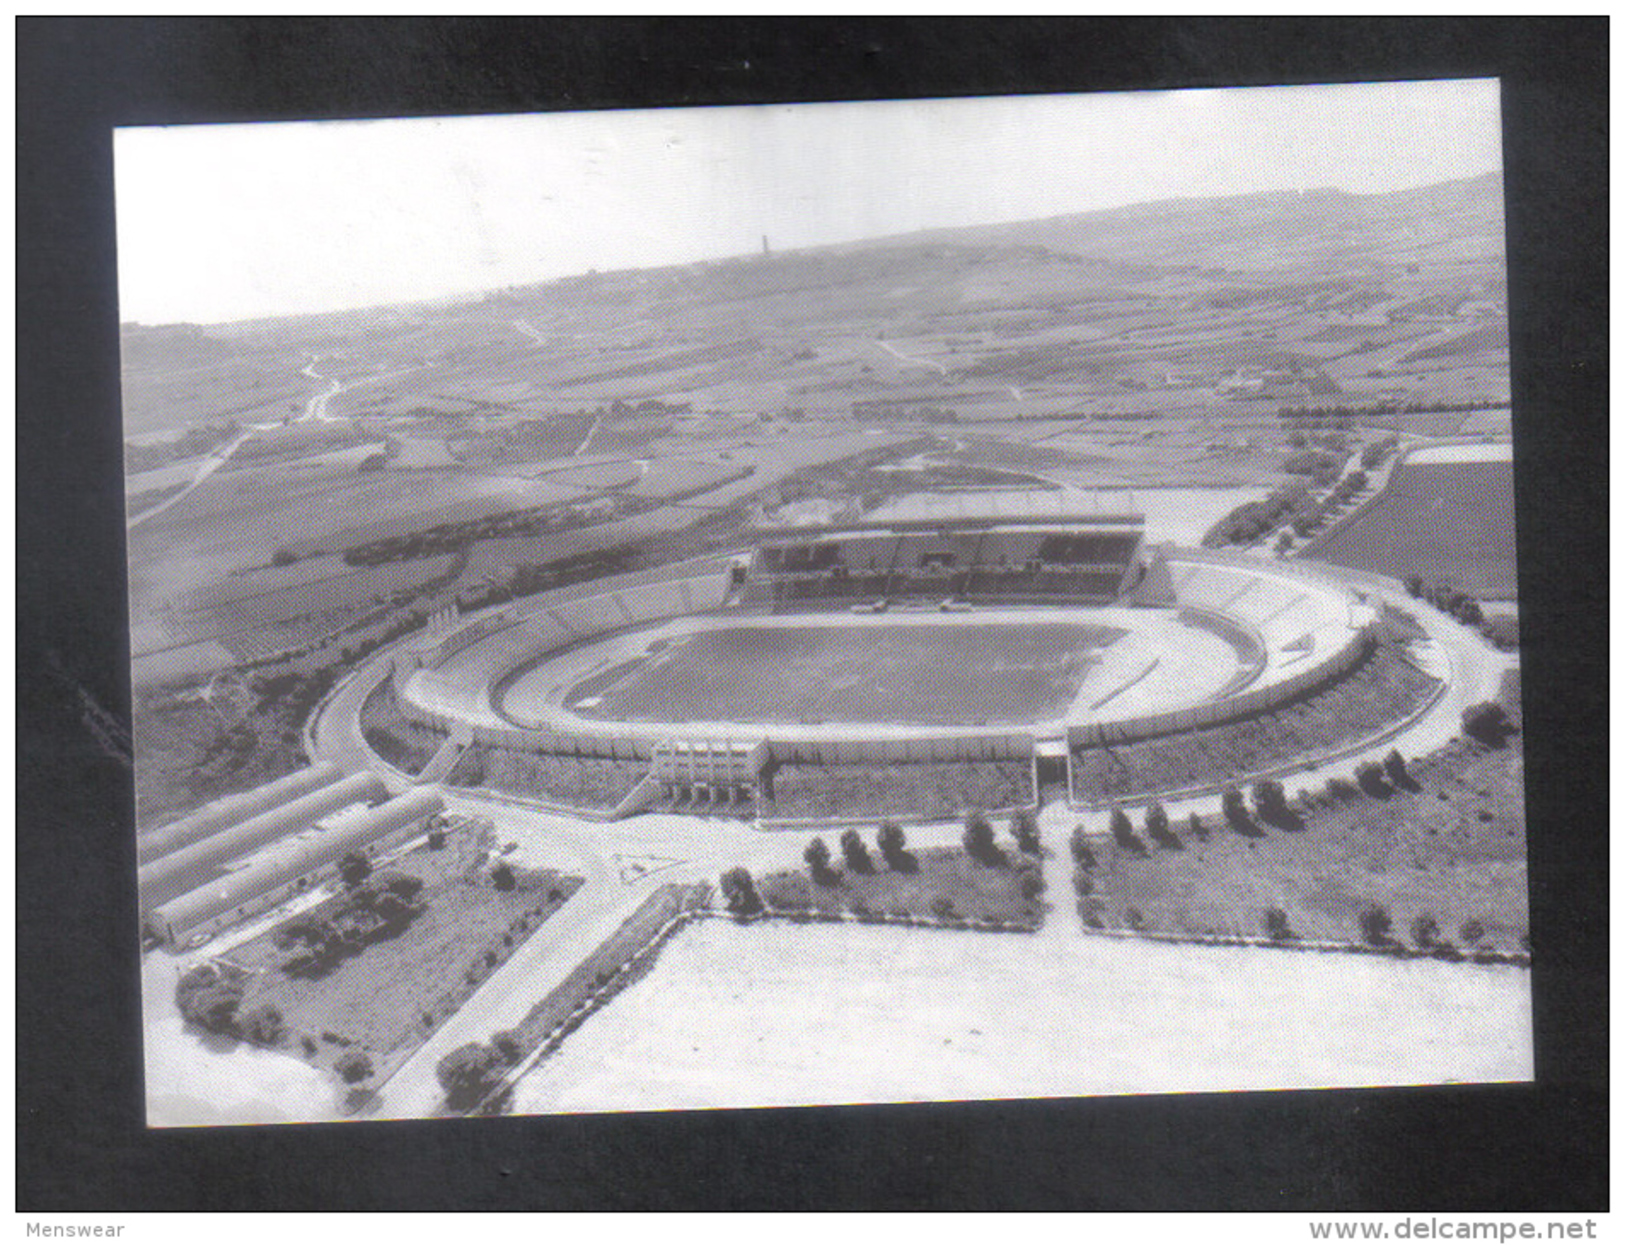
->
344 494 1439 828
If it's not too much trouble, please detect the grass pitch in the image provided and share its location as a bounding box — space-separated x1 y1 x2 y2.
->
569 622 1126 726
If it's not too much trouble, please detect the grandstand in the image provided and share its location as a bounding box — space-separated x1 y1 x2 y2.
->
747 495 1147 610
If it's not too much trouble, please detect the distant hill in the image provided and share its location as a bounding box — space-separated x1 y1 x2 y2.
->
838 173 1505 275
117 322 243 371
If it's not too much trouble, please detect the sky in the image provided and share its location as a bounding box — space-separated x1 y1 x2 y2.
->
115 78 1502 326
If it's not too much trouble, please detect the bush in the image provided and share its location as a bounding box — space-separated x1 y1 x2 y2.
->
1262 907 1294 942
179 981 245 1035
1019 871 1044 901
491 863 516 892
491 1030 524 1065
1479 614 1518 650
339 851 372 888
1186 813 1208 843
334 1050 375 1084
1459 919 1486 945
1327 776 1361 801
1124 906 1147 932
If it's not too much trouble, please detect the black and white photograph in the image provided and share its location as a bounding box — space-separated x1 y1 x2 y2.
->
116 80 1532 1125
18 17 1605 1215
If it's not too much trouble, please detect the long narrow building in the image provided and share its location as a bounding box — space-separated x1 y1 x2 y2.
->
145 789 446 949
137 771 387 912
136 763 343 865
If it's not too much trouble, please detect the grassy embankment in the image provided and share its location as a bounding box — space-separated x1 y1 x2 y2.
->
1071 633 1440 805
1073 727 1526 958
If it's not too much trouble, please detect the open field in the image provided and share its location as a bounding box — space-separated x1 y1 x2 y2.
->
1077 733 1526 952
509 919 1530 1113
221 842 584 1083
568 622 1124 727
1303 455 1516 599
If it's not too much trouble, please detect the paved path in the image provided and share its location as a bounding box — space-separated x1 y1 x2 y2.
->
876 338 947 375
126 426 262 530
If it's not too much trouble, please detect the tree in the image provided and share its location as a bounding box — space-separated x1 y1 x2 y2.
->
1253 779 1287 819
335 1050 375 1084
238 1002 286 1046
840 828 875 874
436 1043 503 1108
962 811 1004 866
1109 808 1146 856
1186 813 1208 843
877 821 916 873
1463 701 1512 746
804 837 838 885
1359 905 1394 948
1383 749 1411 787
1222 788 1255 835
1144 802 1179 850
1354 760 1389 796
1010 808 1041 856
1410 915 1440 951
491 1030 524 1065
1262 907 1294 943
719 866 763 916
339 851 372 888
491 862 516 891
1069 826 1096 869
1459 919 1486 946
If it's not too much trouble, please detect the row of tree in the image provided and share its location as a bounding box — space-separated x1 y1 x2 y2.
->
1279 399 1506 422
1203 479 1314 548
803 822 921 885
1072 752 1416 861
1404 575 1486 626
274 866 427 978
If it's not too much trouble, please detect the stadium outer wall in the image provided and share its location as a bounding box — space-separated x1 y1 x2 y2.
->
381 547 1376 772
